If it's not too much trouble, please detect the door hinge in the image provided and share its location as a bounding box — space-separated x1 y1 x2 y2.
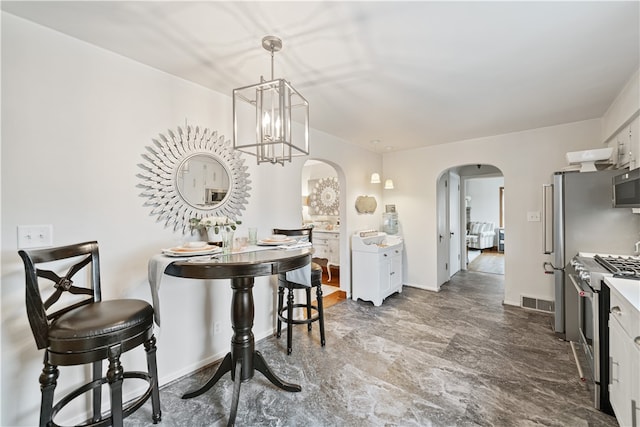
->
445 263 448 270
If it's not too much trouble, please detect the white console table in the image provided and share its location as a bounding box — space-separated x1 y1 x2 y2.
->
352 232 403 306
313 230 340 282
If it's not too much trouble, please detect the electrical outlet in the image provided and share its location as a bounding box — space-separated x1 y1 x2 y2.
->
17 225 53 249
214 321 222 335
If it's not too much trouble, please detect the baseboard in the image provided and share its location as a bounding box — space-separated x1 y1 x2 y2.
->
403 282 440 292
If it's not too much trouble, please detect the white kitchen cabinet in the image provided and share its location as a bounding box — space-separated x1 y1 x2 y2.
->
609 115 640 170
313 230 339 281
607 278 640 427
352 232 403 306
629 115 639 170
618 130 631 169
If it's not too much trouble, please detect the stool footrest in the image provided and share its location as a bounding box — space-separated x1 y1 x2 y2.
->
51 371 155 427
278 303 320 325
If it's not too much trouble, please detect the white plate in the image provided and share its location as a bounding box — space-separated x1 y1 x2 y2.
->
257 238 296 246
162 245 222 257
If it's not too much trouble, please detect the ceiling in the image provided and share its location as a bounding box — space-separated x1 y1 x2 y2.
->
3 1 639 153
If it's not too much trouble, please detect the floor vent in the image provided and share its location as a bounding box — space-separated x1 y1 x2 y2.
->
521 296 554 313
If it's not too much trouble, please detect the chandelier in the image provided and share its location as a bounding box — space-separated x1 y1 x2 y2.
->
232 36 309 165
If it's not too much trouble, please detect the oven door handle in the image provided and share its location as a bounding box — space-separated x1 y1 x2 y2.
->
569 273 593 299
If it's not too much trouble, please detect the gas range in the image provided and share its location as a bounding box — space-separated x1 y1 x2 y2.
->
594 254 640 280
570 253 640 290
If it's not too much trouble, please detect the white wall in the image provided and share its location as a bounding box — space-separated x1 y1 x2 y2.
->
465 176 504 226
602 68 640 142
383 119 604 307
0 14 381 426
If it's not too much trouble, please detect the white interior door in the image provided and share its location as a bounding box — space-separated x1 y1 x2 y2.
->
436 173 449 288
449 172 461 275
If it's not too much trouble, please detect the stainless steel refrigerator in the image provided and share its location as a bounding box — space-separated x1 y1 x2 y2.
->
542 169 640 340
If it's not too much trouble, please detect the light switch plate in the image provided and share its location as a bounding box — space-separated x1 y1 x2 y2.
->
527 211 541 222
17 225 53 249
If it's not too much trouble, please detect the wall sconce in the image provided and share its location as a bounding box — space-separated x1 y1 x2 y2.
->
384 179 395 190
370 172 381 184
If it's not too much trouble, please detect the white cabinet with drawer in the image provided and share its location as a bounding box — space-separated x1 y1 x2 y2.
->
313 230 339 281
607 277 640 427
352 232 403 306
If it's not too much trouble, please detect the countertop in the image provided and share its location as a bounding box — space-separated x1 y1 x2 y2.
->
605 276 640 312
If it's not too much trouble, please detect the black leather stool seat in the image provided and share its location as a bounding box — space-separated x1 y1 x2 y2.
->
311 262 322 278
282 263 322 290
49 300 154 357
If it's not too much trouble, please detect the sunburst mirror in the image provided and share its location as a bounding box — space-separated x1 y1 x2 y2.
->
137 125 251 233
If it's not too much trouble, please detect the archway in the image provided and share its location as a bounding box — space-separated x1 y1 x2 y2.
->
436 164 505 287
301 159 348 304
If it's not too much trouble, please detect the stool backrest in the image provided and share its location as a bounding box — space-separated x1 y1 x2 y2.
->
18 241 101 349
272 228 312 243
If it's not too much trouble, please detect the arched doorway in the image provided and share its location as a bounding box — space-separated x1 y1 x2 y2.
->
301 159 347 305
436 164 505 287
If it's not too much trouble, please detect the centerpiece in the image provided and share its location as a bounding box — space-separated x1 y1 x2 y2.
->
190 216 241 253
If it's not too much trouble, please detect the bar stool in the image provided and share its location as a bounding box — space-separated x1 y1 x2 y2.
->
19 241 161 427
273 228 326 355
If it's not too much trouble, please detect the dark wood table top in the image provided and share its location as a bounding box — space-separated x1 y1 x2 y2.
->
164 247 313 280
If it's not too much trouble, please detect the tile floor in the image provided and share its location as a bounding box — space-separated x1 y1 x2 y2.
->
128 270 618 426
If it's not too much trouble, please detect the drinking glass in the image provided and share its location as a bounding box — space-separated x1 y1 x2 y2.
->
248 227 258 245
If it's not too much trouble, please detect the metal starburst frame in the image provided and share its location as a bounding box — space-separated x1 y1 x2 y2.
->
137 125 251 233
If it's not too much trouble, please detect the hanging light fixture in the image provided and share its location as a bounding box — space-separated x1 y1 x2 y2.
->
384 179 395 190
232 35 309 166
370 172 381 184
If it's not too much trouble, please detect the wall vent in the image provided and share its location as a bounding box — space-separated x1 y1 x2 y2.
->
521 296 554 313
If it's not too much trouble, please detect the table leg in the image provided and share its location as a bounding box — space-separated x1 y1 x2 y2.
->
183 276 301 424
254 351 301 392
182 352 232 399
227 358 243 427
229 277 300 421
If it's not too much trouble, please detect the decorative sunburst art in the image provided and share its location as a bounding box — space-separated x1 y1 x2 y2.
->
309 177 340 216
137 125 251 233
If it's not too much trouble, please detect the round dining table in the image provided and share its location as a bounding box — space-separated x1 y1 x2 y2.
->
163 247 312 427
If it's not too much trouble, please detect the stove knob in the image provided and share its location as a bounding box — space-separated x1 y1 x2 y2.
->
579 271 590 282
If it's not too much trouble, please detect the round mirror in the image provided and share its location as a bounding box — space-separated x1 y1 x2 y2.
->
176 154 230 209
138 125 251 233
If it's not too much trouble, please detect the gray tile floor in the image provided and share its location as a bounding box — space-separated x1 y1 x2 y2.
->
129 270 618 426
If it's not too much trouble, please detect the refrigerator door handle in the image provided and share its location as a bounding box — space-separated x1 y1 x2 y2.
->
542 184 554 254
543 261 563 274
